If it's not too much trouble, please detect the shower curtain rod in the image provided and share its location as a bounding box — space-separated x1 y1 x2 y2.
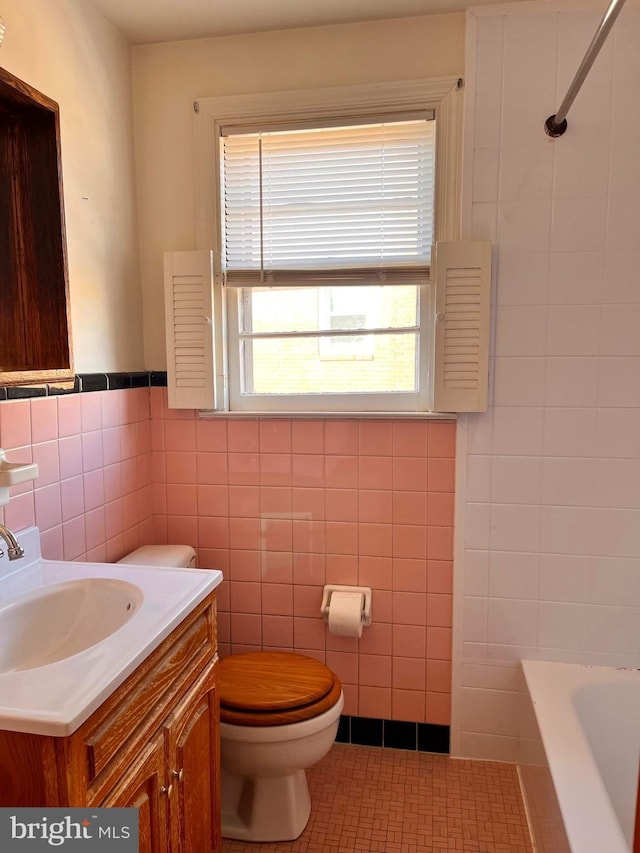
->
545 0 626 137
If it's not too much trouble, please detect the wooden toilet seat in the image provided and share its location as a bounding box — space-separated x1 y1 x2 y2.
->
219 651 342 726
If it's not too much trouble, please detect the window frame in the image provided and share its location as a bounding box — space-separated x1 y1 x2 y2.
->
194 77 464 413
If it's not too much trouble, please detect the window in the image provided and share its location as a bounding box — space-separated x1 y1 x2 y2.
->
222 116 433 411
164 79 491 414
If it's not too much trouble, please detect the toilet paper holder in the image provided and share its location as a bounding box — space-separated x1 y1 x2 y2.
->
320 585 373 628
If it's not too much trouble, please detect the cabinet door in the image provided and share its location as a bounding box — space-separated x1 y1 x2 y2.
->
165 660 220 853
101 733 169 853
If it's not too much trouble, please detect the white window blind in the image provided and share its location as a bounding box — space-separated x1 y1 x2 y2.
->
221 116 435 287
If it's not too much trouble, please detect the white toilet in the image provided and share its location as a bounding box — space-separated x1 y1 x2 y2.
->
119 546 344 844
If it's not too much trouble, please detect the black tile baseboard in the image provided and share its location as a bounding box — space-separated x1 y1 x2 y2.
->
0 371 168 400
336 715 450 755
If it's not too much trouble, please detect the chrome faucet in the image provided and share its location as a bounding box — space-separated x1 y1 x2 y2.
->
0 524 25 560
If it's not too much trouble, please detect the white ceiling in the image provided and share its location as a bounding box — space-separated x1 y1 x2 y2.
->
89 0 496 45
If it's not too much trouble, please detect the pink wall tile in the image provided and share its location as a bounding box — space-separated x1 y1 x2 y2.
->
428 421 456 457
393 524 427 560
0 401 31 449
393 491 426 526
60 476 85 521
359 421 393 456
325 522 358 556
230 612 262 645
325 456 358 489
427 627 452 660
359 523 392 558
358 622 392 656
0 392 455 729
292 487 325 520
165 451 196 484
261 518 292 552
197 484 229 517
392 689 426 723
229 580 262 615
293 616 326 650
259 420 291 453
358 490 392 524
292 420 324 454
426 692 451 726
427 526 454 561
59 436 83 480
325 489 358 523
81 393 102 433
326 554 359 584
262 615 294 648
228 452 259 485
326 650 358 684
292 519 325 553
261 550 293 583
31 398 58 444
393 656 426 691
359 456 392 490
292 454 325 487
393 624 427 658
228 485 260 517
392 421 428 457
196 418 227 452
39 525 63 560
4 492 35 531
427 458 455 492
393 457 427 491
63 516 86 561
228 420 259 453
259 453 292 486
324 420 358 455
228 549 260 581
32 442 60 487
196 454 228 488
57 395 82 438
358 686 391 719
34 484 62 531
392 558 427 593
360 654 392 688
260 486 292 515
293 552 325 586
164 420 196 452
358 555 392 590
262 583 293 616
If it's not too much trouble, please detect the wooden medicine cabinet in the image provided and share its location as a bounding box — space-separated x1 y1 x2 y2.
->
0 66 72 385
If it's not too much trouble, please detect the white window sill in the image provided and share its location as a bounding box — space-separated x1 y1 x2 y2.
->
198 410 456 421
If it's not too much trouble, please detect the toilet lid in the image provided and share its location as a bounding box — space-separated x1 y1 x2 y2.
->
220 652 336 713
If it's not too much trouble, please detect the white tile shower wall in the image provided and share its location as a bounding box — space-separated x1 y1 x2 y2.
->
454 0 640 762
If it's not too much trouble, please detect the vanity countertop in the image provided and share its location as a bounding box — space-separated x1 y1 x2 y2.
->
0 527 222 737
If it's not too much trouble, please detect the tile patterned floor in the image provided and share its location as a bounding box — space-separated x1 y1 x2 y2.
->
221 743 533 853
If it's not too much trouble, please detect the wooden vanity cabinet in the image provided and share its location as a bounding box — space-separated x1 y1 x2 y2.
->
0 593 221 853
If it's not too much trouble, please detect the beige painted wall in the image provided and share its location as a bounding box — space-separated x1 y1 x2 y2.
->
132 14 465 369
1 0 144 372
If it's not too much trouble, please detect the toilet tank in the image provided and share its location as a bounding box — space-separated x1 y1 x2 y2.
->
118 544 197 569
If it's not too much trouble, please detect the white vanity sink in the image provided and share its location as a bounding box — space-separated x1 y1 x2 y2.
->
0 577 143 674
0 527 222 736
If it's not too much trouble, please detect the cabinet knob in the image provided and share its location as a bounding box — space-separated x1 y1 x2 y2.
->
172 768 185 783
160 784 174 798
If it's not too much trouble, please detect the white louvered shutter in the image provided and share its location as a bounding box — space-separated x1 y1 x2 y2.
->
431 241 492 413
164 250 215 410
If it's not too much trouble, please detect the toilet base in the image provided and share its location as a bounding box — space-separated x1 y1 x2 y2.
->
221 766 311 842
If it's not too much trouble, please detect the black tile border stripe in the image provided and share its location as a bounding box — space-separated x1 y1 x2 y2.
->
336 715 450 755
0 371 169 400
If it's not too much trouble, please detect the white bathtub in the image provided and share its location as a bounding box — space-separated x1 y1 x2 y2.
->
521 660 640 853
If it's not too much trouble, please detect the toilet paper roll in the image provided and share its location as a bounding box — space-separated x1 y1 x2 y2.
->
327 591 363 638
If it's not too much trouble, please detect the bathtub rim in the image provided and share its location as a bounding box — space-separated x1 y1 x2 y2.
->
522 659 637 853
